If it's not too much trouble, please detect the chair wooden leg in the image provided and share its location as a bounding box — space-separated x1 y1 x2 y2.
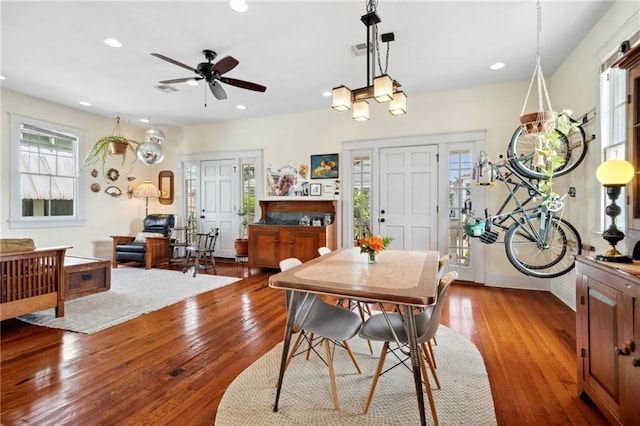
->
323 339 340 410
305 333 315 360
285 332 305 371
428 340 437 369
212 252 217 274
193 252 202 277
421 342 440 389
363 341 389 415
419 346 439 425
182 252 192 274
342 340 362 373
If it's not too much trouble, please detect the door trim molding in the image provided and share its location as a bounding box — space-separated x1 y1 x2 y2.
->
342 131 485 282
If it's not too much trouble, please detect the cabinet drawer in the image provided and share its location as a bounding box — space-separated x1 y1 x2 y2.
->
64 258 111 300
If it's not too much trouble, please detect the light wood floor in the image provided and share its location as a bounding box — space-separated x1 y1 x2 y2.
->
1 260 609 425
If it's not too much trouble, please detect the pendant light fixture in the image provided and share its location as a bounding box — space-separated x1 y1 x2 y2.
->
331 0 406 120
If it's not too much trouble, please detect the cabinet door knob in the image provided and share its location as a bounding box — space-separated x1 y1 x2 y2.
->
615 340 635 356
632 358 640 367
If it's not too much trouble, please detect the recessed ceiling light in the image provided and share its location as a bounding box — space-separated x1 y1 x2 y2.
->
490 62 506 70
78 101 91 106
139 118 150 123
322 91 332 97
230 0 248 12
236 105 247 110
185 79 199 86
104 38 123 48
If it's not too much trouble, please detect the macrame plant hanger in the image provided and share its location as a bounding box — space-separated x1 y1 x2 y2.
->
520 0 555 135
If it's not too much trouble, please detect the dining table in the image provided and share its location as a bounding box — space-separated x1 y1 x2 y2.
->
269 247 440 426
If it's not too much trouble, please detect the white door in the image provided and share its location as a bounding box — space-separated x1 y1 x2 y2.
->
377 146 438 250
200 159 239 258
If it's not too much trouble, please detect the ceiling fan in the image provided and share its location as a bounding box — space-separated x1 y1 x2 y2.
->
151 49 266 100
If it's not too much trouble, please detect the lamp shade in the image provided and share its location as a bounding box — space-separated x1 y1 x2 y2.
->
389 91 407 115
352 100 370 121
374 74 393 102
133 181 160 198
332 86 352 111
596 159 635 186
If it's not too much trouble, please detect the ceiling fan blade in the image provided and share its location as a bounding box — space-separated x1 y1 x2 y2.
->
159 77 204 84
220 77 267 92
212 56 239 75
209 81 227 100
151 53 197 73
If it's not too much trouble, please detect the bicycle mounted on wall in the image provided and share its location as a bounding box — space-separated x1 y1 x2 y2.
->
463 115 588 278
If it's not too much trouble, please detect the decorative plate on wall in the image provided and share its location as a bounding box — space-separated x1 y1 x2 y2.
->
91 183 100 192
104 186 122 197
107 168 120 181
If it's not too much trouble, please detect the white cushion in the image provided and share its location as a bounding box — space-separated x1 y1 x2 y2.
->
133 232 164 244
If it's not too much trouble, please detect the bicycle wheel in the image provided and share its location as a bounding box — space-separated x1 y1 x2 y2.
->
504 214 582 278
507 119 587 179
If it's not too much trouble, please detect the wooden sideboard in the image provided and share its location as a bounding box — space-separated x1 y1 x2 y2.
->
575 256 640 425
248 199 337 269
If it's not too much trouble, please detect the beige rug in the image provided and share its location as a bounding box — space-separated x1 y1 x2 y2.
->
18 267 240 334
216 326 496 425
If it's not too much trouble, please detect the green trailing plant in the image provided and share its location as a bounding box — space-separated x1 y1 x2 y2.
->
84 116 140 179
534 110 580 209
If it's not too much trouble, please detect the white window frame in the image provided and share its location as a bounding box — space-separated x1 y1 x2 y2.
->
597 16 639 233
9 113 87 228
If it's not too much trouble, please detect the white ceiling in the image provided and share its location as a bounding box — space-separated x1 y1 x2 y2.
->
1 1 615 128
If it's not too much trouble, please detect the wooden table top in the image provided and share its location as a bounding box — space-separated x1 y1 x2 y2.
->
269 247 439 307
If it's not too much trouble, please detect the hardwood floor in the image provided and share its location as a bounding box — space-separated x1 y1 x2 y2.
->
1 261 609 425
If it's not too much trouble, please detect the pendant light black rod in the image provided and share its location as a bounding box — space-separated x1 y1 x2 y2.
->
361 11 381 88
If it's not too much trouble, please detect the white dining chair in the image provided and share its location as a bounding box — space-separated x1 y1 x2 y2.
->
279 258 363 409
358 271 458 423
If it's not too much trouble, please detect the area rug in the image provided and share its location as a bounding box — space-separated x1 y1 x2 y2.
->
18 267 240 334
216 326 496 425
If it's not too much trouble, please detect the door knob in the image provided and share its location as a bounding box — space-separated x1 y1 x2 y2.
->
380 210 386 214
615 340 635 356
380 218 386 223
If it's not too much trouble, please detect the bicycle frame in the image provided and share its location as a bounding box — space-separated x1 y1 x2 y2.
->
468 155 566 246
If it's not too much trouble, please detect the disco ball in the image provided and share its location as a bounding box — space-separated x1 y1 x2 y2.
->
136 142 165 165
145 128 166 144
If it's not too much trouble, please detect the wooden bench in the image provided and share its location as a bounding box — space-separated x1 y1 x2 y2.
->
1 245 70 321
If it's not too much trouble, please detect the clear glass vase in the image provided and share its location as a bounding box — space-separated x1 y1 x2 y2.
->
368 251 377 264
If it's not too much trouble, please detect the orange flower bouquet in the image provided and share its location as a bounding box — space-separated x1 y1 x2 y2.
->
358 235 393 263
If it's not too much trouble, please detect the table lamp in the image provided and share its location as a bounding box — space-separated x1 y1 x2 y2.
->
133 181 160 216
595 159 635 263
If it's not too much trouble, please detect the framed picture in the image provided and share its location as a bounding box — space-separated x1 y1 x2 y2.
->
310 183 322 196
311 154 339 179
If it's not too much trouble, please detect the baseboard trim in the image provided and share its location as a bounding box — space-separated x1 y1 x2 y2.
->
484 272 550 291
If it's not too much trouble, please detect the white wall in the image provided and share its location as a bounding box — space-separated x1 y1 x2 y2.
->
0 89 181 258
548 1 639 309
1 1 637 309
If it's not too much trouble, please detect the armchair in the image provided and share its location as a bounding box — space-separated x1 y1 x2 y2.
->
111 214 176 269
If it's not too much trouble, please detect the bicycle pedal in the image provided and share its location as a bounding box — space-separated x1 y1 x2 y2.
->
480 230 498 244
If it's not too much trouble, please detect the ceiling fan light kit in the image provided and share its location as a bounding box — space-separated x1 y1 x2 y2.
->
332 0 406 120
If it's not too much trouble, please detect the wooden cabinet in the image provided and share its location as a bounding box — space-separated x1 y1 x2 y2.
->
248 199 337 269
575 256 640 425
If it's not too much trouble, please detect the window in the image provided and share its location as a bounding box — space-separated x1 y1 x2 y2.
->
600 66 629 228
352 154 372 242
10 114 87 228
448 150 473 267
240 161 256 237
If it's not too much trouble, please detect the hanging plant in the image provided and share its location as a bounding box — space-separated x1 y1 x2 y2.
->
84 116 139 178
534 111 580 208
519 1 580 210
